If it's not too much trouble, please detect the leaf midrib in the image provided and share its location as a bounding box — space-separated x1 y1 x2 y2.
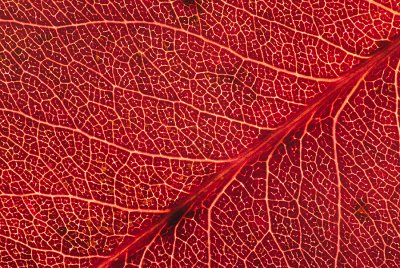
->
95 32 400 268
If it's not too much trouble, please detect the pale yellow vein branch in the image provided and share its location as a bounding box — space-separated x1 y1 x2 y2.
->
0 108 234 163
220 0 370 60
395 58 400 145
332 70 369 267
0 193 170 214
0 19 341 82
367 0 400 16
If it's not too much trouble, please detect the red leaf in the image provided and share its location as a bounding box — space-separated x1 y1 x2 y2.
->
1 1 399 267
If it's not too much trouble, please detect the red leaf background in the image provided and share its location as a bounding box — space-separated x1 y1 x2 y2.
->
0 0 399 267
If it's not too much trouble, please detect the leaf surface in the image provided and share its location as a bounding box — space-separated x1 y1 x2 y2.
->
0 0 399 267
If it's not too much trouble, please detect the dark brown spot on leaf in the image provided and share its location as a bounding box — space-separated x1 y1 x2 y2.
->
354 199 370 223
57 226 68 236
183 0 195 5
